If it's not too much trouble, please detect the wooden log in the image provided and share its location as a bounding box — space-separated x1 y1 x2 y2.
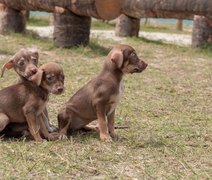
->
192 16 212 48
0 3 26 33
115 14 140 37
53 7 91 48
0 0 122 20
122 0 212 20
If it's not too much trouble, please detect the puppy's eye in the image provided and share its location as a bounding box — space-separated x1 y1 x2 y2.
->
131 52 136 57
18 61 25 66
60 75 64 81
47 76 55 82
31 57 37 65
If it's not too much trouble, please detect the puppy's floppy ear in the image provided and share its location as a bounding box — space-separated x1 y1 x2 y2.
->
111 49 123 68
1 58 14 77
29 49 39 60
29 69 43 86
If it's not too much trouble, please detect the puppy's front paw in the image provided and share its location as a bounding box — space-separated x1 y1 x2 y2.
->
100 134 113 142
48 132 60 141
59 134 68 140
110 131 118 140
48 126 58 133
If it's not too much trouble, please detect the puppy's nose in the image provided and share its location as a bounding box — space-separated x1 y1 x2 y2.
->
144 62 148 68
141 61 148 69
31 68 37 74
57 87 64 93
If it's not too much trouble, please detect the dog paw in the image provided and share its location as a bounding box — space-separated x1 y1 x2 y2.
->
48 132 60 141
109 131 118 139
35 138 46 143
48 126 58 133
100 134 113 142
59 134 68 140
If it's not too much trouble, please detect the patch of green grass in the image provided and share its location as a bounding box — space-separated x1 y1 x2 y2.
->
141 23 192 35
91 20 115 30
27 16 50 27
0 32 211 179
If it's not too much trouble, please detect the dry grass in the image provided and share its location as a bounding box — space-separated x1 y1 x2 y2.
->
0 32 211 179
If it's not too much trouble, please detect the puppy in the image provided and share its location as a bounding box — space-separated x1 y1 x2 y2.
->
58 44 148 141
1 48 39 81
0 62 64 141
1 49 56 133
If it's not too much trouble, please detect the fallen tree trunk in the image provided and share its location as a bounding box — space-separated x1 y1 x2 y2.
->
0 0 122 20
122 0 212 20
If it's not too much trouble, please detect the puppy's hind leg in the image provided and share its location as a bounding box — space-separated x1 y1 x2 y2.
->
0 113 10 132
57 108 73 140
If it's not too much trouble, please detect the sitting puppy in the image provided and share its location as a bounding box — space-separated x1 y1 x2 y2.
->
1 49 56 133
0 62 64 141
58 44 148 141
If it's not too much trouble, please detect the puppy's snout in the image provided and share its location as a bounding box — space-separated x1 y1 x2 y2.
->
142 61 148 69
57 87 64 93
31 68 37 74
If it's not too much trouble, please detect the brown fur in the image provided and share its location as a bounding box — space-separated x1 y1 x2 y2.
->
0 62 64 141
1 48 39 80
58 44 148 141
1 49 57 135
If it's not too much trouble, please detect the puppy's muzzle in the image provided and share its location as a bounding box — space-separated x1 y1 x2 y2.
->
133 61 148 73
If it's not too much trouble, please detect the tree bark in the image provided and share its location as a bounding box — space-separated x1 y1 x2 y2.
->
122 0 212 20
0 0 122 20
0 3 26 33
53 7 91 48
176 19 183 31
115 14 140 37
192 16 212 48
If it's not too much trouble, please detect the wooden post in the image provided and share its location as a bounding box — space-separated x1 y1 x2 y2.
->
176 19 183 31
192 15 212 48
53 7 91 48
115 14 140 37
0 3 26 33
49 13 54 26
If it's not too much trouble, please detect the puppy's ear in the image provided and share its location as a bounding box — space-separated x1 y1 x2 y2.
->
111 49 123 68
29 69 43 86
1 59 14 77
29 49 39 60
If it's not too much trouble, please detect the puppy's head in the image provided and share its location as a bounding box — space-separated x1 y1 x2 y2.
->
1 48 39 80
109 44 148 74
30 62 65 95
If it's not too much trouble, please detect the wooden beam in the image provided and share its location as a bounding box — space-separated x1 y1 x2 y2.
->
0 0 123 20
122 0 212 20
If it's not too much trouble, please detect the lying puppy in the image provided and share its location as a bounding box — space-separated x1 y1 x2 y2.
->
1 49 56 133
0 62 64 141
58 44 148 141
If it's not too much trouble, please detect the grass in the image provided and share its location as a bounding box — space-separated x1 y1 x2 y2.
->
27 15 50 27
0 32 211 179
